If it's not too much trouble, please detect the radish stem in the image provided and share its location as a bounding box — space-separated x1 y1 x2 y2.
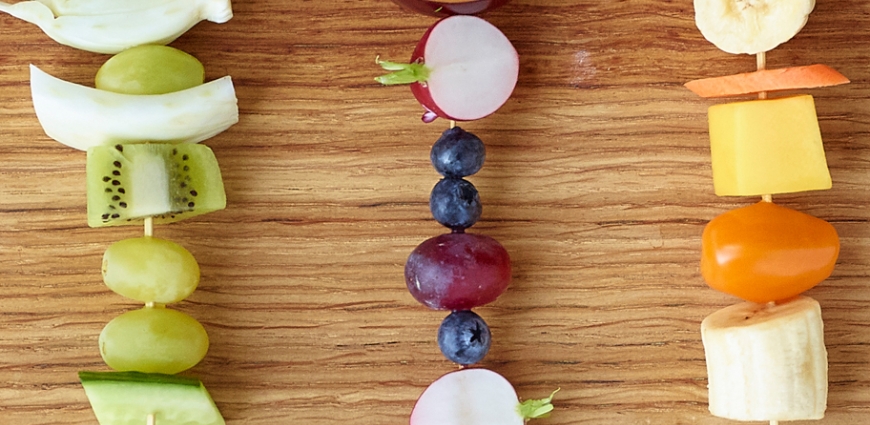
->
517 388 560 420
374 56 430 85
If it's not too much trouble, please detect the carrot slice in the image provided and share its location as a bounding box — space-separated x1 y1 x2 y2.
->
685 64 849 98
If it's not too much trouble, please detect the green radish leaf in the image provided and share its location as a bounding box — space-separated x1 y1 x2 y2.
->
374 56 431 85
375 56 410 71
518 388 560 421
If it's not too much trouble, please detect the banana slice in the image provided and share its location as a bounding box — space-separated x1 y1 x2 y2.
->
694 0 815 54
0 0 232 54
701 296 827 421
30 65 239 151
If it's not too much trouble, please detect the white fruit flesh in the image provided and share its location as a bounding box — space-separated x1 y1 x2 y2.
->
701 296 827 421
411 368 523 425
30 65 238 151
424 15 518 120
0 0 232 54
693 0 815 54
127 151 171 218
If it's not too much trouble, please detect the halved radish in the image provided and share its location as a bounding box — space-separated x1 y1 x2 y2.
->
376 15 518 122
410 368 557 425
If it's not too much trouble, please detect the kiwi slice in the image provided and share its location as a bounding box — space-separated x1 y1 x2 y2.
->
87 143 226 227
79 371 225 425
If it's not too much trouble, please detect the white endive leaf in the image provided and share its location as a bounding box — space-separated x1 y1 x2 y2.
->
34 0 177 16
30 65 239 151
0 0 232 54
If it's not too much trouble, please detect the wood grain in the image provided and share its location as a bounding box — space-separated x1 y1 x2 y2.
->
1 0 870 424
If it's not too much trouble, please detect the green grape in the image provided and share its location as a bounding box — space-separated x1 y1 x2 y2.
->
102 236 200 304
99 306 209 374
95 45 205 95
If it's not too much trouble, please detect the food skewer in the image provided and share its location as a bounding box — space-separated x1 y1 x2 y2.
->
689 0 847 422
376 4 556 424
75 46 232 423
0 5 238 421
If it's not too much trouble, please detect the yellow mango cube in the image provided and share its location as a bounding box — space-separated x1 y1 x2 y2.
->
708 95 831 196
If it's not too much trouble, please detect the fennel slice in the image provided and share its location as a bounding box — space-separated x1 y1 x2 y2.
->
30 65 239 151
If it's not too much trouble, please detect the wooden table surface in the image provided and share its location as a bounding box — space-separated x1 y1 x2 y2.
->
2 1 870 424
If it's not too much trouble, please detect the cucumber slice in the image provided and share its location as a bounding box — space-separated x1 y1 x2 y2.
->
79 371 225 425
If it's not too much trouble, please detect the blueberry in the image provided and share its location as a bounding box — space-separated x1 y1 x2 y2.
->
430 178 481 230
430 127 486 178
438 310 491 365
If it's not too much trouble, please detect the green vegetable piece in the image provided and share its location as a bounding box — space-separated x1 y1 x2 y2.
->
79 371 225 425
517 388 560 420
374 56 431 85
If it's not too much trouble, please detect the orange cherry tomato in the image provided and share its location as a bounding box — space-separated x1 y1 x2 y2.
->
701 201 839 303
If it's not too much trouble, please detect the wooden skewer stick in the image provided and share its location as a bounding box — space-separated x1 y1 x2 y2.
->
757 52 773 204
770 420 778 425
144 217 154 237
147 413 155 425
757 51 767 99
449 120 456 129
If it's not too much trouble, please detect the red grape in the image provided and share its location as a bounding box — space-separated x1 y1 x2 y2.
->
405 233 511 310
